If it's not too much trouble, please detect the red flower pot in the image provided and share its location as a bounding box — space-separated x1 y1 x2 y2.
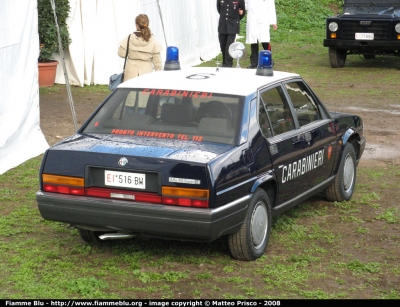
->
38 61 59 87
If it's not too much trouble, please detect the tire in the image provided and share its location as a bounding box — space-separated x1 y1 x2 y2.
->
325 143 357 202
77 228 105 244
363 54 375 60
228 189 271 261
329 47 347 68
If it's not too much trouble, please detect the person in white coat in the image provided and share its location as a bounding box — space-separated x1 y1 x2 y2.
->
245 0 278 68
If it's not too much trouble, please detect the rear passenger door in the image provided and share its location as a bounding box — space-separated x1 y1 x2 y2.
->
258 79 337 206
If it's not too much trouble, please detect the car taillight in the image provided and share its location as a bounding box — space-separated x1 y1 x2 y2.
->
42 174 209 208
162 187 209 208
42 174 84 195
43 174 84 186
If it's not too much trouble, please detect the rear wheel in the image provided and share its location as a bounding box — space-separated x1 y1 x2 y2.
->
325 143 357 202
228 189 271 261
77 228 105 244
329 47 347 68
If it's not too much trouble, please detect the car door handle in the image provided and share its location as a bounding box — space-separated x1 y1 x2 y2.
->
269 144 278 155
304 131 312 142
293 132 312 147
292 136 303 146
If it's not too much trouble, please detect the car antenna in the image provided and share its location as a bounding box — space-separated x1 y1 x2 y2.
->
215 53 221 72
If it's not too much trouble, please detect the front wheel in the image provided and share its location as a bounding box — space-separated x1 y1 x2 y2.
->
325 143 357 202
228 189 271 261
329 47 347 68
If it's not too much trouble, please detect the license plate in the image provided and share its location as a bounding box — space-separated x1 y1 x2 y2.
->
355 33 374 40
104 170 146 189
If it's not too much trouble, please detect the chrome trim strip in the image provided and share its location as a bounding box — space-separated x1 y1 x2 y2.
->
211 194 252 214
216 171 272 196
216 177 257 196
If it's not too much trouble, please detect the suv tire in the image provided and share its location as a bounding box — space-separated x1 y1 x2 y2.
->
329 47 347 68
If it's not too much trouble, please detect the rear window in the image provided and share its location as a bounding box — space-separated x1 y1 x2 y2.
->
83 88 243 145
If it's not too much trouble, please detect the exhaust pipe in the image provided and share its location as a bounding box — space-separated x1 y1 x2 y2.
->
98 233 136 240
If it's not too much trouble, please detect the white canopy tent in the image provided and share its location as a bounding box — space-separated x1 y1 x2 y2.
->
53 0 221 86
0 0 221 174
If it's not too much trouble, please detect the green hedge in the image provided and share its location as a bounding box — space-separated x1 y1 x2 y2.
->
38 0 71 62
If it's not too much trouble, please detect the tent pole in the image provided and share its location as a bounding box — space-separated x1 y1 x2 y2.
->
50 0 78 132
156 0 168 47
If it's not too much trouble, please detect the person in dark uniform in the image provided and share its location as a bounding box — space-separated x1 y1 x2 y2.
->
217 0 246 67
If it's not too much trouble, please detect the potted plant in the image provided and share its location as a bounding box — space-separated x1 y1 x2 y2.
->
38 0 71 87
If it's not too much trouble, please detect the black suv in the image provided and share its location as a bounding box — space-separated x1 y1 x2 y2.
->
324 0 400 67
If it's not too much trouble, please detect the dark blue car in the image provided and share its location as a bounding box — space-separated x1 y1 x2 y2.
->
37 64 366 261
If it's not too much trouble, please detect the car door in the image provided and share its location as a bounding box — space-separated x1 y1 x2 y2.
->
258 80 337 206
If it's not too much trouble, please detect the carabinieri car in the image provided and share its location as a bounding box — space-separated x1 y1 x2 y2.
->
36 51 366 261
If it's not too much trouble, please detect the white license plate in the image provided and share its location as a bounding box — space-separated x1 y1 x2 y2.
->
355 33 374 40
104 170 146 189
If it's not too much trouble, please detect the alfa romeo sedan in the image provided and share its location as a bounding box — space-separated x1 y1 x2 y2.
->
36 51 366 261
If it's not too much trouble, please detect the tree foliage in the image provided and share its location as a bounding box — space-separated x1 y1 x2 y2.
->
38 0 71 62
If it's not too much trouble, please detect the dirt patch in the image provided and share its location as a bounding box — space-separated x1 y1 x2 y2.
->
343 108 400 165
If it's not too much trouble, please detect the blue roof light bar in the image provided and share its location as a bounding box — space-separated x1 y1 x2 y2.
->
256 50 273 76
164 46 181 71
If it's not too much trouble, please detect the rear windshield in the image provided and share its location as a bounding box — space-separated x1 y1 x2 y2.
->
83 88 243 145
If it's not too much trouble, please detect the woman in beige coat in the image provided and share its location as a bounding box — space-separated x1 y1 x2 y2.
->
118 14 163 81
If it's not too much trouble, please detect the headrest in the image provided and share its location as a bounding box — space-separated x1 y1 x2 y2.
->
198 118 233 137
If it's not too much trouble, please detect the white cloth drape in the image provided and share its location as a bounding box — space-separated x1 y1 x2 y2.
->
0 0 49 174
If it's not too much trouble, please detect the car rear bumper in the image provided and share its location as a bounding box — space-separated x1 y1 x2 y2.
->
324 39 400 51
36 191 250 242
